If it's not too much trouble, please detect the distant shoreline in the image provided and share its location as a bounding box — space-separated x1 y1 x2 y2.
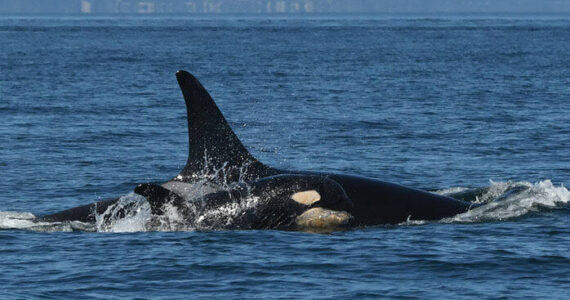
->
1 0 569 15
0 12 569 20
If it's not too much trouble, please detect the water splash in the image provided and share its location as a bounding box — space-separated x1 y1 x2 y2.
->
442 180 569 223
0 211 40 229
194 196 261 230
174 150 258 190
0 211 95 232
94 193 152 232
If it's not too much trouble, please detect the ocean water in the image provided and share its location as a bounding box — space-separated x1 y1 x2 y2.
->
0 15 569 298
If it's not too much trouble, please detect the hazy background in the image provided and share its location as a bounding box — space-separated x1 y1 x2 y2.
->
0 0 569 14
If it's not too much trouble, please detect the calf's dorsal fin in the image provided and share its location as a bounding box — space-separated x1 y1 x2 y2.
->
134 183 186 215
174 70 274 183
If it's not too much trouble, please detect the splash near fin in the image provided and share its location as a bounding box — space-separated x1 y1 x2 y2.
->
174 71 274 183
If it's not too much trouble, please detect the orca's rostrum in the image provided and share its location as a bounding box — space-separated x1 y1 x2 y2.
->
38 71 479 230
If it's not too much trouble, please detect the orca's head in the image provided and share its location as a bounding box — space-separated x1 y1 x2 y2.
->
285 177 353 231
290 178 353 212
239 175 354 231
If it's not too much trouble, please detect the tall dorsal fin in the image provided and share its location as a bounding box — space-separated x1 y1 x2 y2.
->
174 70 274 183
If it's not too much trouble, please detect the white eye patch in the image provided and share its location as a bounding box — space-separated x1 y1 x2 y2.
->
291 190 321 205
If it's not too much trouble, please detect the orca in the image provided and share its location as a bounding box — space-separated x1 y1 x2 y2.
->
37 70 478 229
166 70 478 225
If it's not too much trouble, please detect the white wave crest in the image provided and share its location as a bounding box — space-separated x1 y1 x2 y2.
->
0 211 38 229
0 211 95 232
445 180 569 223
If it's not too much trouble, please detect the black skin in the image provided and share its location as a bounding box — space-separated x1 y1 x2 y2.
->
219 170 479 226
172 70 480 225
162 174 353 230
37 70 481 227
37 198 120 223
328 173 478 225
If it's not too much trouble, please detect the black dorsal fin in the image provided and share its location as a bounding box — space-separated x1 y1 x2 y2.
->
174 70 274 183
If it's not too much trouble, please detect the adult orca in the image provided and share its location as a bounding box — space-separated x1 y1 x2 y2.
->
37 70 478 229
164 70 478 225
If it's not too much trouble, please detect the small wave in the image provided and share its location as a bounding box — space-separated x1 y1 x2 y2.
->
443 180 569 223
0 211 95 232
398 180 568 226
0 211 37 229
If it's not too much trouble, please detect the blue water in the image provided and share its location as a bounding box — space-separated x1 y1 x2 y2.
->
1 15 569 298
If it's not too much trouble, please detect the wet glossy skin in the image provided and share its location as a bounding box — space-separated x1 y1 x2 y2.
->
37 71 477 228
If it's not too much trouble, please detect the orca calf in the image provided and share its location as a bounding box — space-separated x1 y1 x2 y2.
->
39 174 353 231
37 70 478 230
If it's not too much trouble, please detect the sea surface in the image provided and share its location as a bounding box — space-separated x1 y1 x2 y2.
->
0 15 569 298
